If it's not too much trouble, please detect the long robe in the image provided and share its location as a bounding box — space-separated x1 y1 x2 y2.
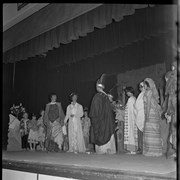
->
143 90 163 156
124 96 137 152
43 102 65 151
64 102 86 153
134 91 145 132
7 114 22 151
89 92 116 154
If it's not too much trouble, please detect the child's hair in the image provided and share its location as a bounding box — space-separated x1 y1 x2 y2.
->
125 86 135 95
48 92 57 102
69 92 78 101
32 114 36 119
84 107 88 112
23 112 28 116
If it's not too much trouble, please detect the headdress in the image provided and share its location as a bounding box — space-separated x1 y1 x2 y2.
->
96 74 106 89
144 78 159 103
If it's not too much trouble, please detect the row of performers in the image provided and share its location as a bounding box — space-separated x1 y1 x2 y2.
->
8 60 177 157
95 61 177 157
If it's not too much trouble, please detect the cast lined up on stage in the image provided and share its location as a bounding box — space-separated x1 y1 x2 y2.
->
7 61 177 158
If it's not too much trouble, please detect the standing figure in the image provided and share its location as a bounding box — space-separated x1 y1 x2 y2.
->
43 93 65 152
81 108 91 151
164 61 177 158
37 110 46 151
28 114 39 151
89 74 116 154
124 87 137 153
143 78 163 157
7 114 22 151
134 82 145 154
64 93 86 153
20 112 30 150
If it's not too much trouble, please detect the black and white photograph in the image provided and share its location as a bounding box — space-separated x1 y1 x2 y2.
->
3 3 179 180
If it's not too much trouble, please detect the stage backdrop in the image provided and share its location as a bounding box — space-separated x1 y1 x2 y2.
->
117 63 166 98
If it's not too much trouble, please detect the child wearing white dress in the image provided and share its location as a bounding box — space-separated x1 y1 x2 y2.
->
37 110 46 151
28 114 38 151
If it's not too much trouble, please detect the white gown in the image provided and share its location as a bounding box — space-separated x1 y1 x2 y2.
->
64 102 86 153
124 96 137 152
134 91 145 132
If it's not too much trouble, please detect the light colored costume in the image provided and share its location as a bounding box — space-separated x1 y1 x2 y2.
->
134 90 145 132
81 116 91 150
7 114 22 151
64 102 86 153
124 96 137 152
165 68 177 150
28 119 39 144
37 116 45 142
143 78 163 157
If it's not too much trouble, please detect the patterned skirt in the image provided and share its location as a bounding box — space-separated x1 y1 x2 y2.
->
28 129 39 144
143 109 163 156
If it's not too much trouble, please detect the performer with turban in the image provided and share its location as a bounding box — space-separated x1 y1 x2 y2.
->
89 74 116 154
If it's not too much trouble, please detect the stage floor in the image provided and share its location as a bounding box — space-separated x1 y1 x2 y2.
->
2 151 176 180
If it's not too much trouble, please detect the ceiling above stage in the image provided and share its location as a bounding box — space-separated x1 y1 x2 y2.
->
3 3 102 53
3 3 49 32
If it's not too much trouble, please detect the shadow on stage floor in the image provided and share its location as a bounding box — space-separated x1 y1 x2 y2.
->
2 150 176 180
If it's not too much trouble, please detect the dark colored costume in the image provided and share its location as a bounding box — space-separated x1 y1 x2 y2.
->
20 118 30 149
89 92 115 146
43 102 65 151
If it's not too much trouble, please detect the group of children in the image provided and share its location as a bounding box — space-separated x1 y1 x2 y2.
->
19 108 91 151
20 110 45 151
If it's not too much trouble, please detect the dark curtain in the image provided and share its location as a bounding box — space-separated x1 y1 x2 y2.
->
3 63 13 150
12 31 172 114
3 5 176 63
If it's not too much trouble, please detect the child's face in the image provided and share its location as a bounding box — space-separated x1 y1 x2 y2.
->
126 92 132 97
40 110 45 116
23 113 28 119
84 111 88 116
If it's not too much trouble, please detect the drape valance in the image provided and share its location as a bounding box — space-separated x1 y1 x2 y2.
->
3 4 157 63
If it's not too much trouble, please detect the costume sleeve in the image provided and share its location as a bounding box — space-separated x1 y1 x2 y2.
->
74 105 83 119
64 105 70 124
57 102 65 125
89 94 102 119
43 104 49 127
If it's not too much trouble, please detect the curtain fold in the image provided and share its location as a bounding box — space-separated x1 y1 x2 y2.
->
4 4 173 63
11 32 171 113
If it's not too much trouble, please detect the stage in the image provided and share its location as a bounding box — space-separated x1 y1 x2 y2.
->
2 151 176 180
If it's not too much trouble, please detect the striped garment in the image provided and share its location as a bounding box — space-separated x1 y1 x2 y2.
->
124 96 137 152
143 109 163 156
